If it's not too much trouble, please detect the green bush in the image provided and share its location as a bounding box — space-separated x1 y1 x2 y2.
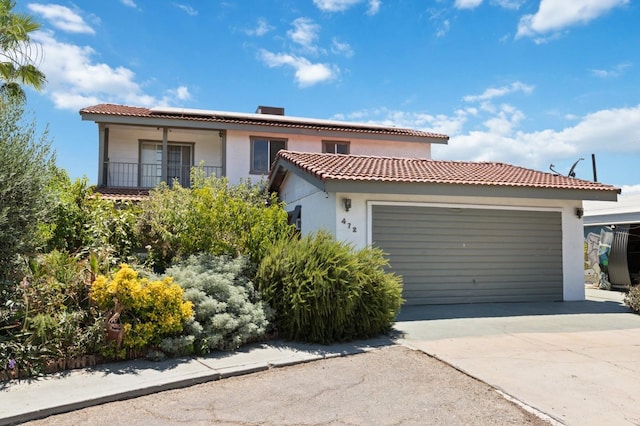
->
0 251 104 376
40 171 140 264
162 254 271 354
136 177 293 270
255 231 403 344
625 286 640 313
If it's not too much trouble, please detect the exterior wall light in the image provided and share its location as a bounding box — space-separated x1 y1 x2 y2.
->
576 207 584 218
342 198 352 212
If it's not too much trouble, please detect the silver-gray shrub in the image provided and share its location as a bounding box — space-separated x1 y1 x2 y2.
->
163 254 271 354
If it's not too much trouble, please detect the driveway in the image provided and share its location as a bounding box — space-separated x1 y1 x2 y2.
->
394 288 640 426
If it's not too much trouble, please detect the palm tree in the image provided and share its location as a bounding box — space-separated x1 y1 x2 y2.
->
0 0 46 99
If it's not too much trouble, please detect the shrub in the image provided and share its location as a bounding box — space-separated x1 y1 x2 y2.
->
163 254 271 354
0 251 104 376
136 177 293 270
625 286 640 313
255 231 403 344
40 171 140 264
90 264 193 356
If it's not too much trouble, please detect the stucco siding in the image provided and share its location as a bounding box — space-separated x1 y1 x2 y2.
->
224 130 432 183
280 173 335 235
106 126 222 167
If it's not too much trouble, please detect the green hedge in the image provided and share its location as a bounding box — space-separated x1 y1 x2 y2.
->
255 231 403 344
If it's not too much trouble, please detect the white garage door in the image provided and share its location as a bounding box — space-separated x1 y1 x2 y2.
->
372 204 563 305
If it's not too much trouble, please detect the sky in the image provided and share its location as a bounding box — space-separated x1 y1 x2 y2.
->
16 0 640 194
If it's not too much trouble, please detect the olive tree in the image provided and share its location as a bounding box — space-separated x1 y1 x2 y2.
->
0 94 54 278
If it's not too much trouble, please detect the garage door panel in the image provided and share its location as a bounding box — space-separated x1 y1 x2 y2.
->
375 224 561 237
404 286 559 299
400 275 563 288
372 204 563 305
389 257 562 269
402 277 562 290
386 252 561 263
376 239 563 251
405 293 558 305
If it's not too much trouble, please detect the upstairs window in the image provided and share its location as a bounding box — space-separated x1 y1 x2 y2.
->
251 137 286 174
322 140 350 154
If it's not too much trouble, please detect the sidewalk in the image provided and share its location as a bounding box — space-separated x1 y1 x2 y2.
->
0 337 395 425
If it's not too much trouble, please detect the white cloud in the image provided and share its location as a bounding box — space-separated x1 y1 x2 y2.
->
167 86 191 101
31 31 183 110
517 0 629 39
27 4 94 34
428 8 451 38
333 107 469 137
259 50 337 87
491 0 525 10
246 18 274 37
335 101 640 178
590 62 632 78
482 104 524 135
120 0 137 7
288 18 320 51
455 0 524 10
313 0 381 14
442 104 640 168
621 184 640 194
174 3 197 16
367 0 381 15
454 0 483 10
463 81 534 102
436 19 450 38
331 38 354 57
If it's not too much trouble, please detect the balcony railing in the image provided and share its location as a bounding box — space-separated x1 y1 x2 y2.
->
104 162 223 189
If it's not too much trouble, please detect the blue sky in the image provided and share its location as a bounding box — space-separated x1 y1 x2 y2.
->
18 0 640 194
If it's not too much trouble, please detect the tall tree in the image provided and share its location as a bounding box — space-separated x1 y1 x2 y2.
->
0 93 54 279
0 0 46 99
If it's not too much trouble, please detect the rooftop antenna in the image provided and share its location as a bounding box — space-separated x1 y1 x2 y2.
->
567 157 584 178
549 164 561 175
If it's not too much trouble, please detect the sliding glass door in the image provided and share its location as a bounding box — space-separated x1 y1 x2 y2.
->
140 142 192 188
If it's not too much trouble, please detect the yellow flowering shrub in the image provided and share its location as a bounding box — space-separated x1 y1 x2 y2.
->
91 264 193 352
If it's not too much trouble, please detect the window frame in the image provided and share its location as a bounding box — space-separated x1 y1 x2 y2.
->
322 140 350 154
250 136 287 175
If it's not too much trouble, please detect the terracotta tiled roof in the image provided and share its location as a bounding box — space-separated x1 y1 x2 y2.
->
94 187 149 201
272 151 621 193
79 104 448 140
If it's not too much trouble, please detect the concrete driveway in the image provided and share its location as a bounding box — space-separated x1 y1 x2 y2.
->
394 288 640 425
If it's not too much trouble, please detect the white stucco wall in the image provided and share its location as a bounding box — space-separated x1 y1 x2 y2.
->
107 126 222 166
224 130 433 184
279 173 336 235
279 181 586 301
104 126 434 186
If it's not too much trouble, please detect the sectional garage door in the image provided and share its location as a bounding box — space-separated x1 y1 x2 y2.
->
372 204 563 305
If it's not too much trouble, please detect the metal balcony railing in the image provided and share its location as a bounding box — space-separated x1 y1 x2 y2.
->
103 162 223 189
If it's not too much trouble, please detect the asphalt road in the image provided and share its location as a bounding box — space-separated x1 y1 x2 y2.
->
26 346 549 425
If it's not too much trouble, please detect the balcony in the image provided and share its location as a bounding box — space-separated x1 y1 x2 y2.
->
102 162 223 189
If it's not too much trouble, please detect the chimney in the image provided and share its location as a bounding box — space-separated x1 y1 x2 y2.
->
256 105 285 115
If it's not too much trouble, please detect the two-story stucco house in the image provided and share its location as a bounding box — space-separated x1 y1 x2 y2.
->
81 103 620 305
79 104 448 199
